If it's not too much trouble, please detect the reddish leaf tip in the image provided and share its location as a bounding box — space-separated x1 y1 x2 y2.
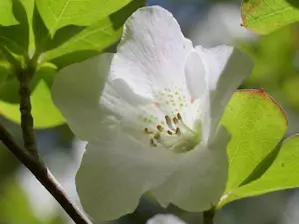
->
236 89 288 126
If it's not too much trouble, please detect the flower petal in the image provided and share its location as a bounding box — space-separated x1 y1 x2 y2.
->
146 214 186 224
52 53 151 142
52 53 113 141
76 120 177 221
196 45 253 143
185 50 206 99
151 125 230 211
111 6 193 98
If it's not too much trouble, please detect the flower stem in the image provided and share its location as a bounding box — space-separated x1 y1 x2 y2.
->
203 207 215 224
0 124 92 224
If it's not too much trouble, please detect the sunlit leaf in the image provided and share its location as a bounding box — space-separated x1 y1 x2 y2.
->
0 0 18 26
0 63 65 128
41 0 146 68
0 0 30 56
242 0 299 34
218 134 299 207
36 0 135 34
221 90 287 192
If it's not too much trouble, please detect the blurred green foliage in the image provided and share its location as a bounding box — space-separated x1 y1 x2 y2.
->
242 24 299 114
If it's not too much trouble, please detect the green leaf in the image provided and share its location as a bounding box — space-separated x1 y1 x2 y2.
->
21 0 35 51
36 0 134 34
41 0 146 68
45 25 86 51
0 61 10 89
0 0 30 56
0 0 18 26
0 63 65 128
218 134 299 207
32 3 50 54
220 90 287 192
242 0 299 34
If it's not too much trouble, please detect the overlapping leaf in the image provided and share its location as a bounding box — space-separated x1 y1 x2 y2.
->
219 134 299 207
219 90 289 207
41 1 146 68
242 0 299 34
0 0 19 26
36 0 133 33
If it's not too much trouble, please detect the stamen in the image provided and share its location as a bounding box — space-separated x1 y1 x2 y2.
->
167 130 173 135
175 127 181 135
157 125 164 132
173 117 179 124
177 113 182 120
144 128 153 134
165 115 175 131
154 133 161 140
165 115 172 126
150 139 157 147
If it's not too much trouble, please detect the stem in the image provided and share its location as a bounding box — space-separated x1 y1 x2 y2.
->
203 207 215 224
17 65 39 159
10 59 91 223
0 124 92 224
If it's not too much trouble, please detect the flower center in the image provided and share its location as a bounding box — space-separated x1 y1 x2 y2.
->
144 112 202 153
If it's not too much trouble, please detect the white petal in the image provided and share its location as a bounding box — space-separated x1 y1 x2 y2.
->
76 121 177 221
52 52 150 142
146 214 186 224
111 6 193 98
152 126 230 211
196 45 253 143
52 53 113 141
185 50 206 99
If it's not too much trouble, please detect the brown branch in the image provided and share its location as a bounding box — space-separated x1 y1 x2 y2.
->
17 65 39 159
0 123 92 224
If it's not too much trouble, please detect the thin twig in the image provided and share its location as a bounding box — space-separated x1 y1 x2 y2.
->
203 207 215 224
0 124 92 224
17 65 39 159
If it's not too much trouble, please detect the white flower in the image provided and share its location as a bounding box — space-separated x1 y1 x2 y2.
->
52 6 252 221
146 214 186 224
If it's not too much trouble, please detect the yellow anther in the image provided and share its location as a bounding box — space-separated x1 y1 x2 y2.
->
177 113 182 120
167 130 173 135
165 115 172 126
173 117 178 124
157 125 164 132
144 128 153 134
175 127 181 135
